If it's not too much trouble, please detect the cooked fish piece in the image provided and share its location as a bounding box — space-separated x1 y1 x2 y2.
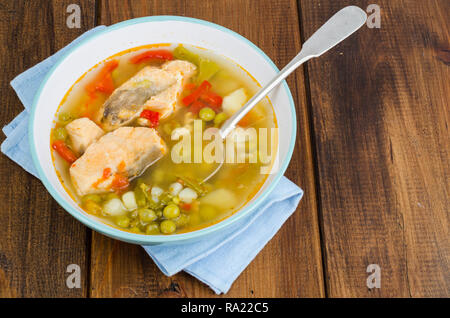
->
98 66 178 131
65 118 104 155
144 60 197 119
70 127 167 196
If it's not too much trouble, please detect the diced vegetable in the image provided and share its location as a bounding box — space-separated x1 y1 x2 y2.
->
199 107 216 122
180 202 192 211
86 60 119 96
189 100 208 114
222 88 247 116
138 208 157 222
182 80 212 106
103 198 127 216
169 182 183 196
84 200 102 215
52 140 77 164
115 215 131 228
130 49 173 64
214 112 228 127
199 91 222 109
111 174 129 191
140 109 160 128
163 204 181 219
146 223 160 235
173 46 200 65
196 59 220 83
82 194 102 204
151 186 164 197
121 191 137 210
53 127 68 141
179 187 198 204
58 112 73 124
160 220 176 234
200 189 237 210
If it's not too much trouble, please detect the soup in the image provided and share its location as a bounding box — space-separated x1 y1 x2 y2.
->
51 44 276 235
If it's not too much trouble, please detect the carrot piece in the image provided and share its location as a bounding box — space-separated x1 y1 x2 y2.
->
130 49 173 64
184 83 196 91
182 80 212 106
85 60 119 96
52 140 77 164
199 91 222 109
190 100 208 114
140 109 160 128
180 203 191 211
111 174 129 191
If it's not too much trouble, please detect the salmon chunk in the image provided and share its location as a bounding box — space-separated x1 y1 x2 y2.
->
70 127 167 196
65 118 105 155
98 66 178 131
144 60 197 119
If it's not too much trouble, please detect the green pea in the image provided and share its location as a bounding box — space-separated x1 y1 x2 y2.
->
172 196 180 205
199 204 217 220
163 204 180 219
115 215 130 228
129 227 141 234
84 200 102 215
138 208 157 223
146 222 160 235
58 112 73 124
199 107 215 122
174 213 189 228
82 194 102 204
214 112 228 127
160 220 176 234
53 127 68 141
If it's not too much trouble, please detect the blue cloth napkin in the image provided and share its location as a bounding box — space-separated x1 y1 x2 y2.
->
1 26 303 294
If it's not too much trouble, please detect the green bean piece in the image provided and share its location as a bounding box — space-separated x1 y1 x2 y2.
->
163 204 180 219
53 127 68 141
138 208 157 223
176 175 207 196
115 215 130 228
160 220 176 234
214 112 228 127
146 222 160 235
199 107 216 122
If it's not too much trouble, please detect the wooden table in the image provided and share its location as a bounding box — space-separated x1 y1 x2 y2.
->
0 0 448 298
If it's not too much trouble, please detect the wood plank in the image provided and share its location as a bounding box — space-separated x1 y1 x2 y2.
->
0 0 96 297
299 0 449 297
91 0 324 297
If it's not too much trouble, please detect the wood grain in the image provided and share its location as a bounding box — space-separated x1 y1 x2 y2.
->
299 0 449 297
90 0 325 297
0 0 96 297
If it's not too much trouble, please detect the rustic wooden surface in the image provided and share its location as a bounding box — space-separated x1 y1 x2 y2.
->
0 0 448 297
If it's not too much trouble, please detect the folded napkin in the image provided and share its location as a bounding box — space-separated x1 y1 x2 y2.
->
1 26 303 294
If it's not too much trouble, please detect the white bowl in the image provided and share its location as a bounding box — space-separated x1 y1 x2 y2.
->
29 16 296 245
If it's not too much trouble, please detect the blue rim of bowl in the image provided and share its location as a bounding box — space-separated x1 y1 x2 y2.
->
29 16 297 245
